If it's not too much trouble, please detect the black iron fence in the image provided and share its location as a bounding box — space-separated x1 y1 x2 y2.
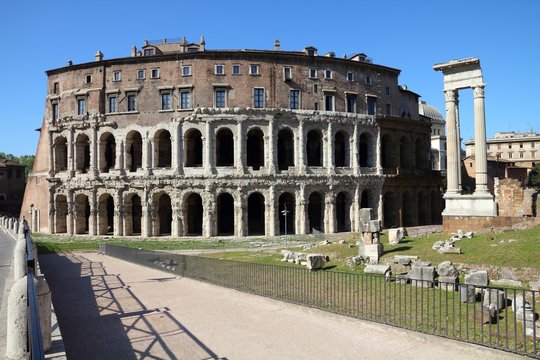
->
26 231 45 360
102 244 539 358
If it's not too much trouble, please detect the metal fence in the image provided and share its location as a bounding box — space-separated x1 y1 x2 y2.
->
102 244 539 358
26 231 45 360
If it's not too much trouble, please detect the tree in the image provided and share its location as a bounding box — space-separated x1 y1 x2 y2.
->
528 164 540 188
0 152 35 179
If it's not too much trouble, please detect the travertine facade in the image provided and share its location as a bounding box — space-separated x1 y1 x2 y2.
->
21 37 440 236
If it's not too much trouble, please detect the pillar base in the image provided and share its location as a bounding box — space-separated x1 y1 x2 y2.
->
442 192 497 217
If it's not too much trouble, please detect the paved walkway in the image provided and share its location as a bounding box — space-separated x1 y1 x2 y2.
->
40 252 525 360
0 229 16 358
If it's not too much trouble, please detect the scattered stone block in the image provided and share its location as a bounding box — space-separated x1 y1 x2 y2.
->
390 263 410 275
338 240 346 244
490 279 523 288
306 254 326 270
413 260 431 267
388 227 405 244
437 246 461 254
437 261 459 277
358 208 372 223
459 285 476 303
437 276 458 291
395 274 409 284
432 241 444 251
393 255 416 265
464 270 488 287
529 281 540 291
408 266 435 287
364 264 390 275
482 289 506 310
475 306 497 324
358 243 383 264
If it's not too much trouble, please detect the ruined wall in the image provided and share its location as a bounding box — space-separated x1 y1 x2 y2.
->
495 178 535 217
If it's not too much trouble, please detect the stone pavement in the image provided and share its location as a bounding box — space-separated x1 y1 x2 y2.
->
40 252 526 360
0 229 16 358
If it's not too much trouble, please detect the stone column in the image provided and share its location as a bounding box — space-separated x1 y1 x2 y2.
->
444 89 460 194
48 131 55 177
143 137 152 175
175 122 184 176
375 128 382 174
454 93 462 191
473 85 489 194
116 140 125 174
204 120 214 175
353 185 360 232
296 186 307 234
67 190 74 235
352 123 359 175
68 128 75 177
236 189 245 237
378 191 384 226
90 126 98 177
236 121 244 174
203 192 215 238
141 190 152 237
172 196 181 237
114 189 123 237
267 119 276 174
89 190 97 236
297 120 306 174
325 191 336 233
327 122 335 175
267 186 276 236
48 189 54 234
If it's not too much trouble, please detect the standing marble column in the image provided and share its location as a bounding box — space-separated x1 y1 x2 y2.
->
375 128 382 174
352 123 359 175
143 137 152 175
236 121 244 174
89 190 97 236
297 120 306 174
473 85 489 194
296 186 307 235
67 190 74 235
48 131 55 177
175 122 184 176
204 120 214 175
327 122 335 175
267 119 276 174
325 191 336 234
267 186 276 236
90 126 98 177
444 89 460 194
68 128 75 177
454 92 462 191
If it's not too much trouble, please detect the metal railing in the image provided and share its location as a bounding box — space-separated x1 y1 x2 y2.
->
102 244 539 358
26 231 45 360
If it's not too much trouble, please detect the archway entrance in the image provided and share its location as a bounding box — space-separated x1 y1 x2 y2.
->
277 129 294 170
55 195 68 233
155 130 172 168
217 193 234 235
156 193 172 235
247 192 265 235
186 193 203 236
278 192 295 235
306 130 323 166
98 194 114 235
126 131 143 172
246 128 264 170
184 129 203 167
308 192 324 233
124 193 142 236
74 194 90 234
216 128 234 166
336 192 351 232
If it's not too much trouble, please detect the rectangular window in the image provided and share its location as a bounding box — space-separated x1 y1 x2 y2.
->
309 69 317 78
127 93 137 111
215 64 225 75
137 69 145 80
249 64 260 75
254 88 265 108
151 68 160 78
386 86 390 95
367 96 376 115
283 67 292 81
85 74 92 84
508 152 513 159
232 64 241 75
53 82 59 94
161 92 171 110
290 90 300 109
365 75 372 85
520 152 524 158
324 69 332 79
108 96 117 113
346 95 356 113
182 65 192 77
77 98 86 115
113 71 121 82
215 89 226 108
347 72 354 82
386 103 391 116
52 102 59 121
313 84 318 93
180 91 191 109
143 48 154 56
324 94 334 111
314 102 319 110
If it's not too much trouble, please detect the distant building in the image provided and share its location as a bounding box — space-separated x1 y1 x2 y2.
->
419 101 446 173
465 131 539 171
462 155 527 194
0 159 26 217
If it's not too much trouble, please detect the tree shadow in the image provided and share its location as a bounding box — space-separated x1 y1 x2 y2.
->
383 246 412 254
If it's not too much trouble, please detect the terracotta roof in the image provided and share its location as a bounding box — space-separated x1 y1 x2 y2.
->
0 159 26 167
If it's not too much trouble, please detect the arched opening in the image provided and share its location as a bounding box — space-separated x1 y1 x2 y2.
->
360 190 370 208
75 134 90 173
156 193 172 236
124 193 142 236
400 136 413 169
184 129 203 167
402 191 414 226
308 192 324 233
55 195 68 233
334 131 348 167
98 194 114 235
306 130 323 166
126 131 143 172
217 193 234 235
278 192 295 235
336 192 351 232
383 192 398 228
216 128 234 166
381 134 397 168
415 138 424 170
418 191 429 225
155 130 172 168
74 194 90 234
247 192 265 235
277 128 295 170
99 132 116 173
359 133 372 167
246 128 265 170
54 136 68 172
431 190 441 224
185 193 203 236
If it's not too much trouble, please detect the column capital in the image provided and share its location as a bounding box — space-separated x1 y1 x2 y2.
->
473 85 485 98
443 89 457 102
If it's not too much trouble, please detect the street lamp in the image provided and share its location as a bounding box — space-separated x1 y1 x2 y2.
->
281 203 290 241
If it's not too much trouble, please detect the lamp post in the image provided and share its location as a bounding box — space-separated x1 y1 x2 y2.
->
281 203 290 244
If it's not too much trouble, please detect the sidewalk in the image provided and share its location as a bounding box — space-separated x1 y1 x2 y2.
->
40 251 526 360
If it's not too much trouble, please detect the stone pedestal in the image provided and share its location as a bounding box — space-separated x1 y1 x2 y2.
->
442 193 496 217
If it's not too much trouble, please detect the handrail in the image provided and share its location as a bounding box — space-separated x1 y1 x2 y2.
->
25 231 45 360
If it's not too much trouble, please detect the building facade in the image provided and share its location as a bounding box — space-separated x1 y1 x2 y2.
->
419 101 446 173
0 159 26 217
21 37 441 236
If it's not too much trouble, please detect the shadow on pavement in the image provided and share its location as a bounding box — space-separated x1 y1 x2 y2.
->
40 252 225 360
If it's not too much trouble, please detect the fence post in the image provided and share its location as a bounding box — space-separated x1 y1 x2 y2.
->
5 276 28 360
36 275 52 351
13 238 26 281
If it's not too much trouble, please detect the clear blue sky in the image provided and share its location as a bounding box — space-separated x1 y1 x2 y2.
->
0 0 538 156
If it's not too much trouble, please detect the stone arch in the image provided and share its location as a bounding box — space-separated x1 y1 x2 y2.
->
277 128 295 170
99 132 116 173
360 189 370 208
306 129 323 166
124 193 142 236
75 133 90 173
246 128 265 170
55 194 68 233
126 130 143 172
98 193 114 235
400 136 413 169
247 192 265 235
54 136 68 172
308 191 324 233
383 191 399 228
334 130 349 167
381 134 397 168
217 192 234 235
216 128 234 166
336 191 352 232
415 138 425 170
431 190 441 224
185 193 203 236
278 192 295 235
155 129 172 168
418 190 429 225
74 193 90 234
184 128 203 167
359 132 373 167
154 192 172 236
402 191 414 226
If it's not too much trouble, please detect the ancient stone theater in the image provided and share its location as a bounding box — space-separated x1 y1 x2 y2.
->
21 37 441 237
